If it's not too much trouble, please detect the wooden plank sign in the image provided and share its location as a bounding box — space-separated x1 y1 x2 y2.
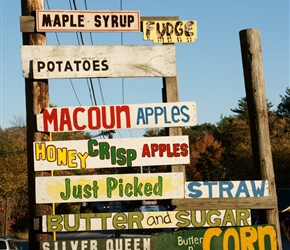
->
185 180 269 198
35 173 184 204
152 225 277 250
20 45 176 79
42 209 251 232
34 136 190 171
143 20 197 43
40 225 277 249
36 102 197 132
40 237 151 250
36 10 140 32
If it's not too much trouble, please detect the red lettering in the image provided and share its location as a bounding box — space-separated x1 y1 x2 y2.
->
59 108 72 131
42 108 58 132
150 144 159 157
73 107 86 130
159 144 166 157
173 143 180 157
116 105 131 128
167 144 174 157
87 107 101 130
141 144 151 157
180 143 189 157
102 106 115 129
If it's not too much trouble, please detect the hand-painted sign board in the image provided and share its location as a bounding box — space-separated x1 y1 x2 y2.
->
42 209 251 232
185 180 269 198
152 225 277 250
20 45 176 79
35 173 184 204
143 20 197 43
39 225 277 249
36 10 140 32
39 237 152 250
36 102 197 132
40 237 150 250
34 136 190 171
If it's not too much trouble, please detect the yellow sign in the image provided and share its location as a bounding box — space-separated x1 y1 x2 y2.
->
42 209 251 232
35 173 184 203
143 20 197 43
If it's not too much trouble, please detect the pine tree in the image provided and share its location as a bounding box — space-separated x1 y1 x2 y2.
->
276 87 290 117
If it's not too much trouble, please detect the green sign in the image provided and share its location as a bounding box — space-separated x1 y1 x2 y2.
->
152 225 277 250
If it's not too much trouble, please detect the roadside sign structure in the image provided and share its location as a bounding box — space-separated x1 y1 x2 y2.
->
19 6 281 250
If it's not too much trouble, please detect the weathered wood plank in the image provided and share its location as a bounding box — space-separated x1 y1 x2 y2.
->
21 45 176 78
172 196 277 210
20 16 35 32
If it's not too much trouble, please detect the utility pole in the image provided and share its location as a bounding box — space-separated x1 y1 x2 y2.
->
239 28 282 250
21 0 52 248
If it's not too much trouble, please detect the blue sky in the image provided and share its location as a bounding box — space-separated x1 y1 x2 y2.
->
0 1 289 138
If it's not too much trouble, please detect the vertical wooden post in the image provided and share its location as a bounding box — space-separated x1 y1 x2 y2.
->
239 28 282 249
162 74 184 175
21 0 52 248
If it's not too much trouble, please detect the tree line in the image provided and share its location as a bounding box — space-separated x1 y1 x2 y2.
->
0 87 289 235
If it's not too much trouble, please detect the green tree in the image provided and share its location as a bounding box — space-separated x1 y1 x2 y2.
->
231 97 274 119
215 116 255 180
0 126 27 235
276 87 290 117
268 114 290 187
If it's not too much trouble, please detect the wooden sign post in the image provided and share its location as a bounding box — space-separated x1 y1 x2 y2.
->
21 0 53 248
239 28 282 249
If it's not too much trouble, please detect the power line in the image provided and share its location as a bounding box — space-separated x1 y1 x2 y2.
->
45 0 82 106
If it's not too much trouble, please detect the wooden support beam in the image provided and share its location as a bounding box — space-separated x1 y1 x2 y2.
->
172 196 277 210
21 0 52 249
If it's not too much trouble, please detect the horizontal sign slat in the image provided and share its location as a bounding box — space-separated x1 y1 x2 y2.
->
34 136 190 171
20 45 176 79
40 224 276 249
35 173 184 203
185 180 269 198
42 209 251 232
40 237 150 250
36 10 140 32
36 102 197 132
152 225 276 250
